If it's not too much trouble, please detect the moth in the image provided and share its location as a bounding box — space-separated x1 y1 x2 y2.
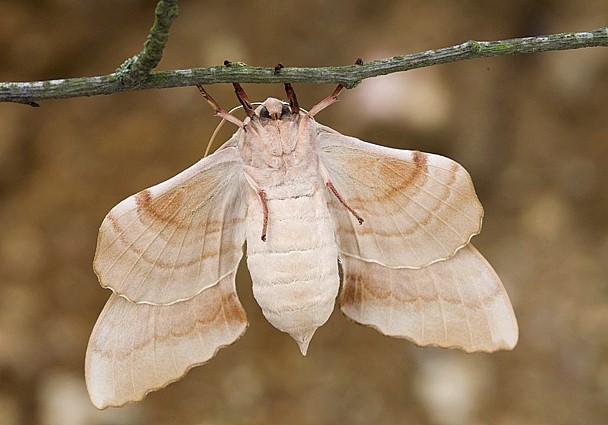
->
86 83 518 409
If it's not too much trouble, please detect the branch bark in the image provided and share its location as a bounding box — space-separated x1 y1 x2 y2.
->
1 0 606 107
117 0 179 87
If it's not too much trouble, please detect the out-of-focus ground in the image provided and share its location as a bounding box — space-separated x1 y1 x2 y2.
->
1 1 607 424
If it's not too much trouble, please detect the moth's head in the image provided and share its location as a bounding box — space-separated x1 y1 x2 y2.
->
254 98 298 122
239 97 308 161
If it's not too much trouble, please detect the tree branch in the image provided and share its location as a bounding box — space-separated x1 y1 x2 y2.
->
1 10 607 106
117 0 179 87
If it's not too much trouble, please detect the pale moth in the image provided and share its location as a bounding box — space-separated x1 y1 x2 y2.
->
86 83 518 409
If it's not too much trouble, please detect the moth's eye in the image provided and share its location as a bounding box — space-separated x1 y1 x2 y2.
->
259 107 270 119
281 104 291 118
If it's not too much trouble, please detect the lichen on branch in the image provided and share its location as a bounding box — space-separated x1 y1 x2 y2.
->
117 0 179 86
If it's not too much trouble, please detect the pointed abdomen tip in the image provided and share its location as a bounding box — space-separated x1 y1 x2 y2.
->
293 329 316 355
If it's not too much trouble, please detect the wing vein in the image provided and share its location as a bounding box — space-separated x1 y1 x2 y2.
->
161 206 197 301
127 200 185 300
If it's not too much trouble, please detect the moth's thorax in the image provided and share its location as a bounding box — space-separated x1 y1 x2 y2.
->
238 97 321 190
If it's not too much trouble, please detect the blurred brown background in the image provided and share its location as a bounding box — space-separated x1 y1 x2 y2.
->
1 1 607 424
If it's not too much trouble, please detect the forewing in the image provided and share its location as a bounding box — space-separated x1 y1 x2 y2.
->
339 244 518 352
317 125 483 268
94 147 247 304
85 271 247 409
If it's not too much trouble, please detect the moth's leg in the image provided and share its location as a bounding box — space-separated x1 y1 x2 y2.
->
308 84 344 117
243 173 269 241
284 83 300 114
319 163 364 225
197 85 244 128
257 189 269 242
232 83 255 118
327 182 364 225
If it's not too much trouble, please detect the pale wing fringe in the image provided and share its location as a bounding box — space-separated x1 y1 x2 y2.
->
317 125 484 269
335 218 482 270
103 269 241 306
94 147 248 305
85 272 248 409
339 244 518 352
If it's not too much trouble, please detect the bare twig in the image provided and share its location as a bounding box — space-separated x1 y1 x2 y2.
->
0 0 606 107
117 0 179 86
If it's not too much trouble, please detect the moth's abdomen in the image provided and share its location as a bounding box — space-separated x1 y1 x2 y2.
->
246 188 339 355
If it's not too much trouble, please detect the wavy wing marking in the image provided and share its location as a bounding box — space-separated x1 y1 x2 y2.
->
85 271 247 409
340 245 518 352
317 125 483 268
94 147 248 305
